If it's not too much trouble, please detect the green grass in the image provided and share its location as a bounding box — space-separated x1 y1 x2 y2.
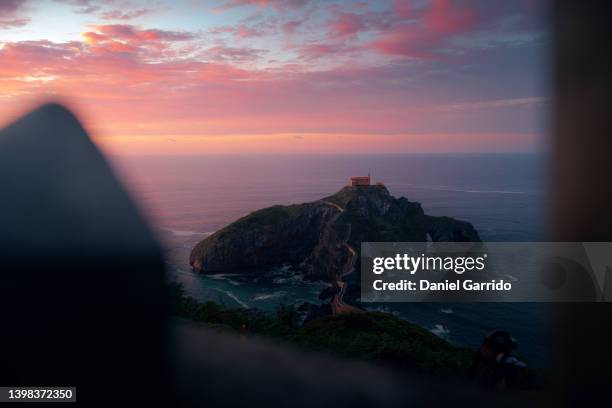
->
285 312 475 375
168 282 474 375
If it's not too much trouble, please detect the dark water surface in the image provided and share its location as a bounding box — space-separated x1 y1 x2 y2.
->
110 153 550 365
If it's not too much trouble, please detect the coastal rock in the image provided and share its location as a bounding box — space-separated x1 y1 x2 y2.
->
190 185 480 282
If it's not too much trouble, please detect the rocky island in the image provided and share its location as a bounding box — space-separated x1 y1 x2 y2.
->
190 182 480 311
183 183 541 388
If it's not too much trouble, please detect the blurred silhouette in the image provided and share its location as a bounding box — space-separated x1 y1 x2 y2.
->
0 104 169 405
552 1 612 406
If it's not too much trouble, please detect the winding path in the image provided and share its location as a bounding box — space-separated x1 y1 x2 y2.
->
321 201 362 315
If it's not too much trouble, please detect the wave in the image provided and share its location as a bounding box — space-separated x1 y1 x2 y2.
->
171 269 242 288
208 273 243 280
251 291 288 301
206 273 243 286
272 274 304 285
439 308 454 314
217 289 250 309
431 324 451 339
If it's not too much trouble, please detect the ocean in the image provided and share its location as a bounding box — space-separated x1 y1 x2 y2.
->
109 153 550 365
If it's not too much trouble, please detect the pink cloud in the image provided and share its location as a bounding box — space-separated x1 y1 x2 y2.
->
0 0 28 13
371 0 478 58
80 24 195 56
0 2 546 154
235 23 265 38
101 9 151 21
211 23 266 39
0 0 30 29
299 43 343 59
282 20 302 34
425 0 477 35
0 34 424 139
0 40 80 76
215 0 307 12
52 0 101 15
393 0 411 19
204 46 265 63
0 17 29 29
328 12 367 39
90 24 195 42
74 5 101 14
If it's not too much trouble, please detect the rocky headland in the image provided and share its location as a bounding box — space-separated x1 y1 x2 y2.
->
190 184 480 306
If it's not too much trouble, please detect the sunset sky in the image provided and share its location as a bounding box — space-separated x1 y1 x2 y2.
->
0 0 550 154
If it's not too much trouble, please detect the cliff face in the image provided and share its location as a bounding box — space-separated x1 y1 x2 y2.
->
189 185 480 281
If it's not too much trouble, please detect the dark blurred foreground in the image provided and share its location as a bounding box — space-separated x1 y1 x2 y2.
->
0 1 611 406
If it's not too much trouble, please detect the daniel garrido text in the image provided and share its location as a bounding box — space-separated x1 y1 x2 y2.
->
372 279 512 292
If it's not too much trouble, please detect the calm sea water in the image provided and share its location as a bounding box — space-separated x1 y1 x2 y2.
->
109 153 549 365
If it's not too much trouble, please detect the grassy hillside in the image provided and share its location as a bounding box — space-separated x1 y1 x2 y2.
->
168 282 474 375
